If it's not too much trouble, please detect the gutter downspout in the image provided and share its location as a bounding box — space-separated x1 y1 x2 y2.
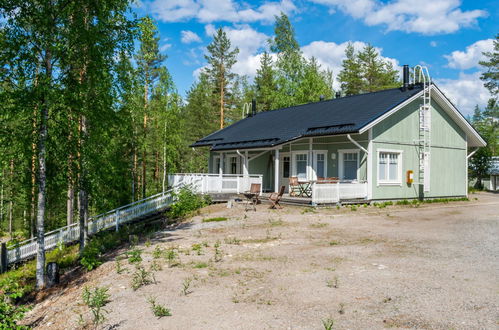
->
347 134 368 154
467 148 478 159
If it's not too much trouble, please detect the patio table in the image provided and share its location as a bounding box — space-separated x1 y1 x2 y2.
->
297 180 313 197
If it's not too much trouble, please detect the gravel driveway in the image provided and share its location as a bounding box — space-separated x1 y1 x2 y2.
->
24 192 499 329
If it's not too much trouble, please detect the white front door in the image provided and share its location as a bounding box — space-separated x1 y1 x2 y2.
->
280 154 290 192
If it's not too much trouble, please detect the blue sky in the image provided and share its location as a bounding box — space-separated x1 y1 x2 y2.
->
134 0 498 116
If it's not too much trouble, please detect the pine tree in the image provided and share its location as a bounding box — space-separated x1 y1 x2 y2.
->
135 16 166 199
254 52 276 111
205 28 239 129
479 34 499 100
338 43 363 96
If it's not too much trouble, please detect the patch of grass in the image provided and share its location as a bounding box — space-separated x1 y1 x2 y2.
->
115 257 126 274
131 266 155 291
202 217 228 222
213 240 223 262
301 207 317 214
310 222 328 228
82 286 110 327
192 243 203 255
181 277 193 296
328 240 340 246
338 302 345 315
350 205 357 211
224 237 241 245
326 275 339 288
147 296 171 318
152 246 164 259
167 186 211 219
322 317 335 330
165 247 180 267
193 262 209 268
127 248 142 264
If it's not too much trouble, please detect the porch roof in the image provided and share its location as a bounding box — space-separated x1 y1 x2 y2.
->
192 85 425 151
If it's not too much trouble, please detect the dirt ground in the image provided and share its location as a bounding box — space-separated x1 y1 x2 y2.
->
23 192 499 329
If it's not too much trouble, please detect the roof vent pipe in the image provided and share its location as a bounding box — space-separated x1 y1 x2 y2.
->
251 98 256 116
335 91 341 99
402 64 409 91
319 95 324 101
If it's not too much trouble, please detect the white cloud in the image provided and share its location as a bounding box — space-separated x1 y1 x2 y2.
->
160 43 172 52
310 0 487 34
146 0 296 23
301 40 401 89
436 72 491 116
181 30 202 44
430 41 438 47
444 39 494 70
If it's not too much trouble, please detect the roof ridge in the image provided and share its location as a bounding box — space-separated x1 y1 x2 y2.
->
252 86 421 116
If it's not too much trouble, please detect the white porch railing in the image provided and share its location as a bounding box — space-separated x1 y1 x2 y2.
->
168 173 263 195
6 190 174 265
312 181 368 204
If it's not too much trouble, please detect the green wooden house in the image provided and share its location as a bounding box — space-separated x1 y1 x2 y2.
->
171 66 486 204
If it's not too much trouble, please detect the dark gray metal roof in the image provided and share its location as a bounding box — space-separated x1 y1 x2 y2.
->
192 85 424 151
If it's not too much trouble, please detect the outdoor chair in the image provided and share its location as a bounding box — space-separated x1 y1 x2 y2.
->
244 183 261 211
289 177 301 196
268 185 285 209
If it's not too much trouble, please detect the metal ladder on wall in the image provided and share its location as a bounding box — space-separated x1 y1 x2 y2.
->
413 65 431 193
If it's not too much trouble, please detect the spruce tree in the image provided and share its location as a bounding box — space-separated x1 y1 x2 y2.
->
338 43 363 96
254 52 276 111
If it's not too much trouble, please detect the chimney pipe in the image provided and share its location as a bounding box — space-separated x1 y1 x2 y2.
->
402 64 409 91
251 98 256 117
319 95 324 101
335 91 341 99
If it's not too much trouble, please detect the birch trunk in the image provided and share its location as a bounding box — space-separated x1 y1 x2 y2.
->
36 48 51 289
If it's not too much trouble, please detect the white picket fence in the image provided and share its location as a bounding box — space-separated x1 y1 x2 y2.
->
7 191 174 265
312 181 368 204
168 173 263 195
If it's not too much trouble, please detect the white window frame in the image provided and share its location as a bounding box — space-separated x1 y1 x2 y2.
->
225 154 241 174
213 155 221 174
377 148 403 186
313 150 328 180
338 149 360 180
292 151 308 180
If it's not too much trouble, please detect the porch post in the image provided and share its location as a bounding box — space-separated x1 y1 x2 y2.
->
219 152 224 192
274 149 279 192
308 138 313 180
243 151 249 177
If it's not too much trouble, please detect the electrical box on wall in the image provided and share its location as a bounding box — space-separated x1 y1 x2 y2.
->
406 170 414 185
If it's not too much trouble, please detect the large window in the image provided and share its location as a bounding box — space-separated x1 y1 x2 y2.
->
378 151 402 184
294 153 307 179
229 156 238 174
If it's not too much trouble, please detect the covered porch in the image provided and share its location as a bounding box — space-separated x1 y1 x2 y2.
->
176 134 371 204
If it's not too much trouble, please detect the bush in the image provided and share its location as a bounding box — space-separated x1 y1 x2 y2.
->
167 187 210 219
0 298 29 329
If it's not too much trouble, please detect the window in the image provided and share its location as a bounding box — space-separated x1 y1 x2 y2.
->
283 156 290 178
315 153 325 178
294 153 307 179
378 151 402 184
214 157 221 174
230 156 238 174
